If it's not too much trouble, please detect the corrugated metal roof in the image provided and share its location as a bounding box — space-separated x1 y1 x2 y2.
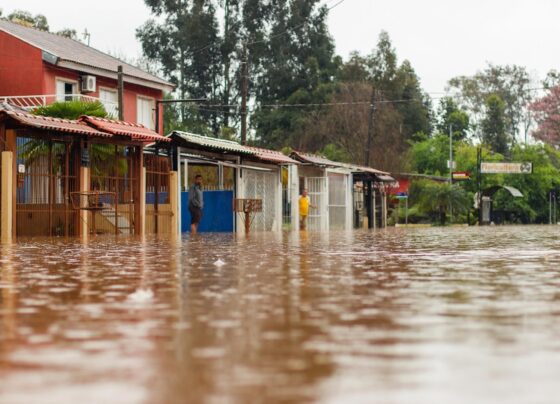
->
245 146 299 164
170 131 256 155
290 151 340 167
0 20 173 90
2 110 111 137
345 163 390 176
81 116 170 143
291 150 393 179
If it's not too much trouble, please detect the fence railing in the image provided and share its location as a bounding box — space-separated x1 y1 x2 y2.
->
0 94 118 117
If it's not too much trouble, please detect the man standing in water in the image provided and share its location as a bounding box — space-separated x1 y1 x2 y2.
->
188 174 204 234
299 189 317 230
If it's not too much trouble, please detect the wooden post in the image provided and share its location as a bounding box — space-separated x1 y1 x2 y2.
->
139 166 146 237
245 211 250 234
79 166 90 238
5 130 16 239
117 65 124 121
169 171 178 236
1 151 13 242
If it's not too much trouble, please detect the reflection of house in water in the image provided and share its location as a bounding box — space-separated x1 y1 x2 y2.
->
0 106 169 240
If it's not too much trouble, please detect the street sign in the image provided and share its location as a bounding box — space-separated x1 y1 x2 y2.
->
480 162 532 174
452 171 470 181
447 160 456 169
395 192 408 200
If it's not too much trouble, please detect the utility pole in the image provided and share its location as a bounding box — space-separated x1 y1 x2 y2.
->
449 124 453 183
364 88 377 166
477 147 482 225
240 45 249 145
117 65 124 121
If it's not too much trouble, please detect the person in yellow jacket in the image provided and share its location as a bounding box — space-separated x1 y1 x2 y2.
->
299 189 317 230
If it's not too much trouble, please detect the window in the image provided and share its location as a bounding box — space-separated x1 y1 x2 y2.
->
56 79 77 102
99 88 118 118
137 97 155 129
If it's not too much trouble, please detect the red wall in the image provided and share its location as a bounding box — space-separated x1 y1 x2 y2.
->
1 31 165 133
43 65 164 133
0 31 44 96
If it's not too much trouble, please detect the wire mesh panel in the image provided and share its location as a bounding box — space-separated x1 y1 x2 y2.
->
328 173 347 230
243 170 277 232
90 145 138 235
306 177 327 231
145 153 172 234
16 138 79 237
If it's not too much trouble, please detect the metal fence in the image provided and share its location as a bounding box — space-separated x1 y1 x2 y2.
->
90 145 138 235
306 177 327 231
145 152 172 234
15 138 79 237
243 170 278 232
328 173 347 230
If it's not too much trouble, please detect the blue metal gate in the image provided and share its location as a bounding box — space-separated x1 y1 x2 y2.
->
181 190 234 232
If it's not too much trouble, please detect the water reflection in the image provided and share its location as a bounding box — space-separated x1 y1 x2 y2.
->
1 226 560 403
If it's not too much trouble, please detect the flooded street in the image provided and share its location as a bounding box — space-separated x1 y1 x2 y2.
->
1 226 560 404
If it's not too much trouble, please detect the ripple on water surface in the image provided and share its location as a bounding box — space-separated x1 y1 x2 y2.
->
1 227 560 403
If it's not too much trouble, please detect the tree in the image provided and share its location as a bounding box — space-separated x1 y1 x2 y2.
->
292 31 432 172
436 97 470 140
252 0 339 148
414 181 470 225
447 63 533 143
7 10 49 31
56 28 78 40
481 94 510 155
33 100 106 120
137 0 221 134
529 86 560 146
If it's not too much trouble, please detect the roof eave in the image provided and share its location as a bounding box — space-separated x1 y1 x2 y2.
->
57 60 175 92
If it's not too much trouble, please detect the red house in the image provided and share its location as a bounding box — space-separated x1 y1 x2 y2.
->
0 19 174 134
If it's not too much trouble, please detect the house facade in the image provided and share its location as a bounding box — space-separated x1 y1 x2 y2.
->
0 20 174 134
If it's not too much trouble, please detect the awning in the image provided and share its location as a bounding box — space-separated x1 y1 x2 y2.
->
180 153 273 172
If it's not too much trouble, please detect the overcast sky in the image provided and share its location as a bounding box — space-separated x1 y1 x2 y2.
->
3 0 559 94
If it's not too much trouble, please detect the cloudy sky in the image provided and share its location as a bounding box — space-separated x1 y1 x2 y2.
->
3 0 559 94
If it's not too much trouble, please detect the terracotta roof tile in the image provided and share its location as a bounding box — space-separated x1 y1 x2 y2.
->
81 116 170 143
3 110 111 137
245 146 299 164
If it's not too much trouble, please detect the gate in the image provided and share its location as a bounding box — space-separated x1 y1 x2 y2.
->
306 177 327 231
145 153 172 234
243 170 278 231
328 172 347 230
90 145 139 235
16 138 79 237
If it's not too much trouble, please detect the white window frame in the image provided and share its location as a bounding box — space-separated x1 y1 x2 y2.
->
98 86 119 118
137 95 156 129
55 77 79 102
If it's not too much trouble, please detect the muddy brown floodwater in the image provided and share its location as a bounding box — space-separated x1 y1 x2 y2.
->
1 226 560 404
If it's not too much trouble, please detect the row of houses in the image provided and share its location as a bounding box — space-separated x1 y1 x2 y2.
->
0 104 395 239
0 19 396 239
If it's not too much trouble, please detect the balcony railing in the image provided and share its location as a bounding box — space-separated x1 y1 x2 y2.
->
0 94 119 118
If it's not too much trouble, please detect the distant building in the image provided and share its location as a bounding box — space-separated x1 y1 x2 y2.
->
0 20 174 133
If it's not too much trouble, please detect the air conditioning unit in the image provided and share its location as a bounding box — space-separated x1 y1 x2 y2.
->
81 75 96 93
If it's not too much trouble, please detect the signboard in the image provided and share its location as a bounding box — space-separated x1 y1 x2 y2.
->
480 162 532 174
452 171 470 181
18 164 26 174
447 160 456 169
